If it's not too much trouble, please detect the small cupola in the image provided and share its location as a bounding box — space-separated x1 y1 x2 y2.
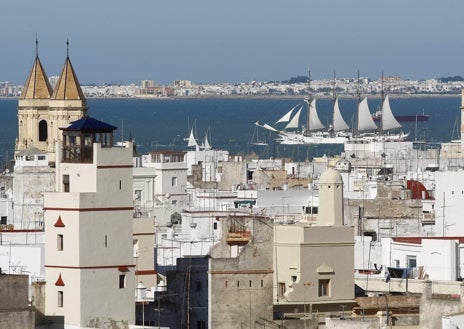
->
61 116 117 163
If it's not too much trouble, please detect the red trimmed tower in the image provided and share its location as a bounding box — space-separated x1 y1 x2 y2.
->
44 116 134 327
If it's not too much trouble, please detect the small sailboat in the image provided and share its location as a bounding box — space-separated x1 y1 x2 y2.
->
250 122 269 146
186 127 200 150
203 132 212 150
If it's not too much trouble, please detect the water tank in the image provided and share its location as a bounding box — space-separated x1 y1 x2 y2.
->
136 281 146 300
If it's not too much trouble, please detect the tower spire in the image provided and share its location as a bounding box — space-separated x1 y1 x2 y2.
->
35 33 39 58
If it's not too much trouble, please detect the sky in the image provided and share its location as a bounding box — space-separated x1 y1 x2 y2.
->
1 1 463 85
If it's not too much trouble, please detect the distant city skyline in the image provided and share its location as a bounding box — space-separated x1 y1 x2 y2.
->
1 1 463 85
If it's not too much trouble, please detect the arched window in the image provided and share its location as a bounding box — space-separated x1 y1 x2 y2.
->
39 120 48 142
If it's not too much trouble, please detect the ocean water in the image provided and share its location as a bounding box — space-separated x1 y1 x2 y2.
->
0 96 460 162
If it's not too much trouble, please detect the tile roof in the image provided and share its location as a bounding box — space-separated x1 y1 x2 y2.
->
64 116 117 132
20 56 53 100
51 56 86 101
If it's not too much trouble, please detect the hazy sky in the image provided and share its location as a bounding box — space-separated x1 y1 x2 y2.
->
1 1 462 85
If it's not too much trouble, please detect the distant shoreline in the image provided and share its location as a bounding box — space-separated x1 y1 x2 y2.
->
0 93 460 101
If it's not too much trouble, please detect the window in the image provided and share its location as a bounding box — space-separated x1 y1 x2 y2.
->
249 280 252 287
197 320 206 329
407 256 417 268
63 175 70 192
104 235 108 248
172 177 178 187
119 274 126 289
57 234 63 251
119 180 122 190
38 155 46 161
58 291 63 307
0 216 6 225
304 206 318 214
237 280 240 287
213 223 218 230
39 120 48 142
318 279 330 297
278 282 286 297
133 239 139 257
261 280 264 287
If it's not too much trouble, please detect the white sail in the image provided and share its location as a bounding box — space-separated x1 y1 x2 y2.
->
332 97 349 132
381 95 402 131
204 133 211 150
285 106 302 130
262 123 279 133
357 97 378 132
187 128 198 148
275 104 299 124
306 99 325 131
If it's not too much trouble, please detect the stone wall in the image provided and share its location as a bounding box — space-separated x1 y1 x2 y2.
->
0 274 35 329
0 309 35 329
0 274 29 309
209 215 274 329
420 280 464 329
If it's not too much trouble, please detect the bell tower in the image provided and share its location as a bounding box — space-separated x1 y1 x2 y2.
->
16 40 88 163
47 40 88 162
16 38 53 158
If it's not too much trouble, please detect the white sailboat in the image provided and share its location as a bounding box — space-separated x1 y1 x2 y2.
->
203 133 212 150
186 127 200 150
250 122 269 146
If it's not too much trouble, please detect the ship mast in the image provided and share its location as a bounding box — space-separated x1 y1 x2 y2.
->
305 68 312 136
331 70 337 135
356 69 361 137
380 70 385 133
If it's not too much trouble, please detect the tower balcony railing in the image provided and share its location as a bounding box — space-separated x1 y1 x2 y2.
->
62 145 93 163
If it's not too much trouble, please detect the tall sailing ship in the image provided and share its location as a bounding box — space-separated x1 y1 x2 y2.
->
256 70 409 146
258 70 351 145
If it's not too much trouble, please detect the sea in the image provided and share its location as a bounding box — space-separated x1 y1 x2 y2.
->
0 96 460 163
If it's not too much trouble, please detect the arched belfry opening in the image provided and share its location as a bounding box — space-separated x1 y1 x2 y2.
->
39 120 48 142
61 116 116 163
